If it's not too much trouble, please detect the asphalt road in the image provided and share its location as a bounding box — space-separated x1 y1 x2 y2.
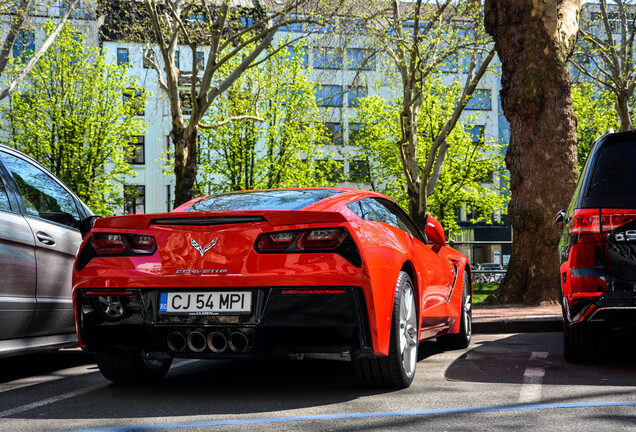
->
0 333 634 432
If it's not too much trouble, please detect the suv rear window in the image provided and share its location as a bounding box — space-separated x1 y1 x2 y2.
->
584 140 636 208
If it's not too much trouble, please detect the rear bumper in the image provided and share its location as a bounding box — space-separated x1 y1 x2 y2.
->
564 289 636 328
75 287 374 359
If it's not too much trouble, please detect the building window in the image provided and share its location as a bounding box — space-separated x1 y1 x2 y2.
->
324 122 343 146
468 125 485 143
313 47 343 70
288 46 308 68
123 89 145 116
465 89 492 110
13 30 35 63
174 50 180 69
180 90 193 115
143 48 155 69
349 122 362 145
349 160 370 182
196 51 204 71
347 48 375 71
279 20 303 32
127 136 145 164
166 135 172 160
124 185 145 215
316 160 344 182
117 48 129 65
166 185 172 212
315 85 343 107
348 86 367 107
240 16 254 28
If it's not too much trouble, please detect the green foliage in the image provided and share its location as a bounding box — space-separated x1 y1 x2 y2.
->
352 78 508 235
571 81 618 170
1 23 145 215
196 42 338 194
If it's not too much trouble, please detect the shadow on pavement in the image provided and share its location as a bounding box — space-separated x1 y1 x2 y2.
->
444 332 636 386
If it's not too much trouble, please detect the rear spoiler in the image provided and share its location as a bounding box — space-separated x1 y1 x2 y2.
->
92 210 348 230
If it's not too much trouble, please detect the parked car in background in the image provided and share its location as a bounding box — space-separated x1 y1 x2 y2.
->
73 188 472 388
556 130 636 362
0 145 93 357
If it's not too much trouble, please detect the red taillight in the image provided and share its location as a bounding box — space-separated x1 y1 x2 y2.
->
88 233 156 255
297 228 347 250
90 234 126 254
128 235 157 254
257 231 297 251
256 228 348 252
571 209 636 235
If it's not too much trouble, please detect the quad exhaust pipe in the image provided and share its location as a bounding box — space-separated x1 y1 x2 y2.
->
207 332 227 353
187 331 207 352
167 330 250 354
167 332 187 353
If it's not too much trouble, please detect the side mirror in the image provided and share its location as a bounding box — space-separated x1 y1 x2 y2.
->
555 209 566 230
425 215 446 252
80 215 101 239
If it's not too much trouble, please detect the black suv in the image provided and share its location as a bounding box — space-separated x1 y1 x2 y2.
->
556 130 636 362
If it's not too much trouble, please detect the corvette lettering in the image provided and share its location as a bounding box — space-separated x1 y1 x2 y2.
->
176 269 228 274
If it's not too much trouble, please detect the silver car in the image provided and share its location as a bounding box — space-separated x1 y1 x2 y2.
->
0 145 93 357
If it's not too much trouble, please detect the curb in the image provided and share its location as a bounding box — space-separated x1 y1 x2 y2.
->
473 316 563 334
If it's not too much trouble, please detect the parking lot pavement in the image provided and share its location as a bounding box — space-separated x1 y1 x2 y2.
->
473 303 563 334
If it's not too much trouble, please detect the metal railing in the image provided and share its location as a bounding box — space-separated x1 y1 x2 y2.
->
450 240 512 284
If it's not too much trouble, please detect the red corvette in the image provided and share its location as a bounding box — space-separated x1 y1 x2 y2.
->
73 188 472 388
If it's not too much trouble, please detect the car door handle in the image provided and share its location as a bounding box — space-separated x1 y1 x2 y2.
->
36 232 56 246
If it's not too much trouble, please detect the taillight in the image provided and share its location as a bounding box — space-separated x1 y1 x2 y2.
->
128 235 157 254
254 228 361 267
570 209 636 242
297 228 346 250
90 234 126 254
76 233 158 271
89 233 157 255
257 231 297 251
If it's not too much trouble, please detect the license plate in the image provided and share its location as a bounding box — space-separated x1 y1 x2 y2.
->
159 291 252 315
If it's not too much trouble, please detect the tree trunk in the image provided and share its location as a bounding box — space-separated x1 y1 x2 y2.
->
616 89 633 131
484 0 580 304
172 123 199 207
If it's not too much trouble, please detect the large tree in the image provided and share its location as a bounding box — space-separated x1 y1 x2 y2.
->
484 0 581 304
361 0 495 226
1 24 146 215
351 80 508 237
0 0 82 100
99 0 347 207
196 42 335 193
570 0 636 131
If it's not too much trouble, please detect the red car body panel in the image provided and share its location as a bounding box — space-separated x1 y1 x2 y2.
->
73 188 469 358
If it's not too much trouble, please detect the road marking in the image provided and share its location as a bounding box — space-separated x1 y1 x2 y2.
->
518 351 548 403
0 384 102 418
0 365 96 393
58 400 636 432
0 358 198 417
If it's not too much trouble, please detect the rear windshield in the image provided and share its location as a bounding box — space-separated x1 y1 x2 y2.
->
184 189 343 212
584 140 636 208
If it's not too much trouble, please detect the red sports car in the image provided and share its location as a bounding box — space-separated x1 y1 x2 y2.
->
73 188 472 388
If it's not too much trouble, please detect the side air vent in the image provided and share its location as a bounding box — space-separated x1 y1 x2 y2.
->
150 216 266 226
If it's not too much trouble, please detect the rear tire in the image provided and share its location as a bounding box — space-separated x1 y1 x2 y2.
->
564 324 596 363
95 352 172 384
437 271 472 350
353 271 418 389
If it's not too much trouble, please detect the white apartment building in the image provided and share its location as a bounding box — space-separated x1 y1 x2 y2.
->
2 1 509 233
